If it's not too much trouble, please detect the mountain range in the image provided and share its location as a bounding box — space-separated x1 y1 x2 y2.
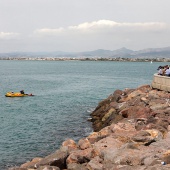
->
0 46 170 58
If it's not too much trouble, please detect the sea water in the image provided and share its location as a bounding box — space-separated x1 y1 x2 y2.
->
0 60 167 169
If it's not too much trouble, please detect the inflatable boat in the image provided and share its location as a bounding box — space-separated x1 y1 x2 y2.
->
5 92 34 97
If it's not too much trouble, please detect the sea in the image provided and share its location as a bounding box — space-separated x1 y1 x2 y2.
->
0 60 168 169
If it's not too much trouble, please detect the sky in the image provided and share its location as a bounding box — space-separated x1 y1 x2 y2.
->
0 0 170 53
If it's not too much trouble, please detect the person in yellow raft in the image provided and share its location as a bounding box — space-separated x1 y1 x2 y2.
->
20 90 33 96
20 90 25 94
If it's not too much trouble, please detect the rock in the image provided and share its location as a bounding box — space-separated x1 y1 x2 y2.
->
137 84 151 92
135 118 147 130
150 103 169 110
87 156 103 170
97 126 111 138
109 89 123 102
121 90 146 102
145 129 163 141
148 90 160 99
101 108 116 122
162 150 170 164
146 164 170 170
20 157 42 168
141 97 149 105
8 168 27 170
117 165 147 170
129 106 152 119
120 106 153 120
110 122 136 133
93 136 123 157
119 108 129 118
145 118 169 135
35 149 68 169
142 155 162 166
131 130 157 145
87 132 100 144
109 122 137 144
37 165 60 170
67 163 88 170
62 139 78 152
78 138 92 150
103 147 144 166
66 148 99 165
165 107 170 114
87 127 111 144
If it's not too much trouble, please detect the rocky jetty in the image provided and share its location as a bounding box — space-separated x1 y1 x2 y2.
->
9 85 170 170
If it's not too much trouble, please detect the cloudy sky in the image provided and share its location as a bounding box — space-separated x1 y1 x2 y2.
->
0 0 170 52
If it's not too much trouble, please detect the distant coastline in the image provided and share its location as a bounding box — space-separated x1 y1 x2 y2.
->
0 57 170 62
1 47 170 62
0 57 170 63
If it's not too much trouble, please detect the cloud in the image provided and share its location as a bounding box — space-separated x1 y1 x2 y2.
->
1 20 169 52
69 20 167 30
34 27 64 36
27 20 170 52
0 32 20 39
34 20 168 36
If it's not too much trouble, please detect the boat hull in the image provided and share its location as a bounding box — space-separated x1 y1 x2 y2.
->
5 92 33 97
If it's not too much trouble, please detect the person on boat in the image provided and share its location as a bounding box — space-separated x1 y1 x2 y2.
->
20 90 25 94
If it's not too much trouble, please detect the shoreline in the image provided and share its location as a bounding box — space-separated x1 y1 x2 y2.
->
9 84 170 170
0 57 170 62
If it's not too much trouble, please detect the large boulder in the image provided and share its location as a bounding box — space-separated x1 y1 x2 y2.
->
86 156 103 170
131 129 163 145
35 149 68 169
78 138 92 150
20 157 42 169
66 148 99 165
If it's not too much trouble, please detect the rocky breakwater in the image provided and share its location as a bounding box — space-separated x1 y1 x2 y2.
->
9 85 170 170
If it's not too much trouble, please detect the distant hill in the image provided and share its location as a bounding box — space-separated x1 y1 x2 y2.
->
131 47 170 58
78 47 133 57
0 46 170 58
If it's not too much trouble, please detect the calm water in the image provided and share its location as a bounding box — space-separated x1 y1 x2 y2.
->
0 60 167 169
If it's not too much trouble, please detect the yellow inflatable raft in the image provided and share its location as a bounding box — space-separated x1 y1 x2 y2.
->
5 92 33 97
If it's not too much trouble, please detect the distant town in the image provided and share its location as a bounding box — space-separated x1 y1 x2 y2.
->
0 47 170 62
0 57 169 62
